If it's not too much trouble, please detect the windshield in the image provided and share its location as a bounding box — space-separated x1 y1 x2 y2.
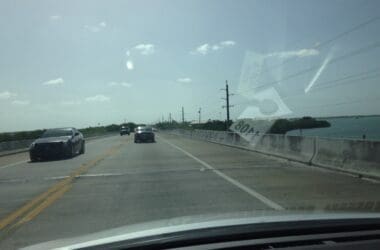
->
41 129 73 138
0 0 380 249
137 127 153 132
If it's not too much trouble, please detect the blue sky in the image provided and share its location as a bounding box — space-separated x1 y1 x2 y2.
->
0 0 379 132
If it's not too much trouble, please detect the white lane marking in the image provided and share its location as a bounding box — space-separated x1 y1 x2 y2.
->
159 136 284 211
44 176 69 180
78 173 124 177
43 173 123 181
0 160 28 170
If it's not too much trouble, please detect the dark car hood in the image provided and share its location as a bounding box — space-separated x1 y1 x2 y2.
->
34 136 72 144
22 212 380 250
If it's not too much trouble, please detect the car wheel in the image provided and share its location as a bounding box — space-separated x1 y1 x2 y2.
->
30 154 37 162
66 144 74 158
80 141 85 154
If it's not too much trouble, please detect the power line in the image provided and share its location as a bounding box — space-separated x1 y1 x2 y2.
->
258 15 380 76
233 70 380 108
300 96 380 110
249 40 380 92
283 69 380 100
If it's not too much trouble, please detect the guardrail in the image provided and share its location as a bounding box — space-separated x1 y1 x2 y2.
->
0 139 34 153
170 129 380 180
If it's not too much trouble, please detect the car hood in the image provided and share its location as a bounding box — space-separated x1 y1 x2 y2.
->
34 136 72 144
22 212 380 250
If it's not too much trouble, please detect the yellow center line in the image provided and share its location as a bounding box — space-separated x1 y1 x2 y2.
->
13 184 73 227
0 141 127 233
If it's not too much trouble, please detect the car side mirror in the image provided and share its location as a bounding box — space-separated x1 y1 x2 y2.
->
75 132 80 136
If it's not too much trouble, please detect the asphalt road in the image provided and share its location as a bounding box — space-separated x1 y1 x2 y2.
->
0 133 380 249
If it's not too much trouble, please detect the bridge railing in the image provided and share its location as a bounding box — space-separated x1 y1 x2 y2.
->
169 129 380 180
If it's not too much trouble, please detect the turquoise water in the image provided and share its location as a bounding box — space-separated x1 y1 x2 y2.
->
286 116 380 141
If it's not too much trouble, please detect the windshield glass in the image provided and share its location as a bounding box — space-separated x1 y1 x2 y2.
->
41 129 73 138
138 127 152 132
0 0 379 249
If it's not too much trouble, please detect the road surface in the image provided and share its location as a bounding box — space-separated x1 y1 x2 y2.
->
0 133 379 249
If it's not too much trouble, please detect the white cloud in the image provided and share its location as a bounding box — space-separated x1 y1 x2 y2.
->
61 100 81 105
177 78 192 83
0 91 17 100
126 60 134 70
85 95 110 102
267 48 319 59
220 40 236 47
195 44 210 55
84 21 107 33
212 45 221 51
12 100 30 105
50 15 62 20
120 82 132 87
84 25 101 33
192 40 236 55
43 78 64 86
107 82 132 88
134 44 155 55
107 82 118 87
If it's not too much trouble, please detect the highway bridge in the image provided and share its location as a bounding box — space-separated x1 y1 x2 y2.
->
0 133 379 249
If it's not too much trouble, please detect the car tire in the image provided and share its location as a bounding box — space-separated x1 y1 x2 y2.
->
30 154 37 162
80 141 85 154
66 144 74 158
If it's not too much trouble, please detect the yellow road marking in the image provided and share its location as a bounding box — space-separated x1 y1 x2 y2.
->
13 184 73 227
0 141 126 233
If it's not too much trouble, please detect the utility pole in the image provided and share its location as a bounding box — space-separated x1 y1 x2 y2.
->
169 113 172 123
221 80 234 130
182 107 185 123
198 108 201 124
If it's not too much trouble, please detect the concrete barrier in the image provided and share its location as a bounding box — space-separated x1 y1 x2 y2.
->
249 134 315 164
168 129 380 179
312 138 380 178
0 139 34 152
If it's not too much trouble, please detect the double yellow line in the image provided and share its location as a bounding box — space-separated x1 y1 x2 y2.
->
0 142 125 235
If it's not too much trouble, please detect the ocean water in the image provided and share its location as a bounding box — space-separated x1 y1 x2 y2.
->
286 116 380 141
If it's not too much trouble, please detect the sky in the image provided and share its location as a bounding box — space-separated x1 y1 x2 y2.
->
0 0 379 132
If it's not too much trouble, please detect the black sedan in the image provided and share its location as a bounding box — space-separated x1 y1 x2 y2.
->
134 126 155 143
120 126 130 136
29 128 85 161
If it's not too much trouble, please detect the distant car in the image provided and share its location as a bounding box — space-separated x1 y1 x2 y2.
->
120 126 130 136
134 126 155 143
29 128 85 161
